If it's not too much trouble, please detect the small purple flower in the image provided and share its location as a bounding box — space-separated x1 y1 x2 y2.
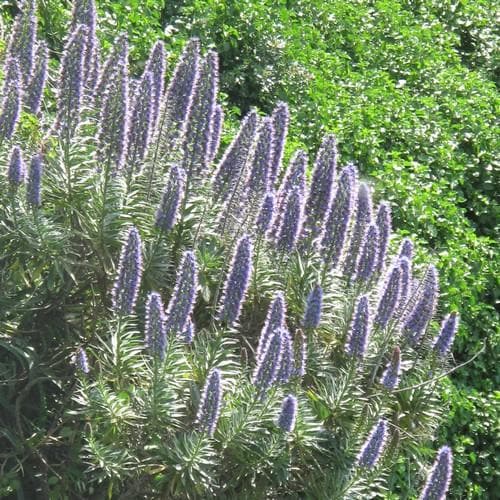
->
256 292 286 361
196 368 222 437
111 227 143 316
144 292 166 359
356 419 388 468
207 104 223 164
404 265 439 345
144 40 166 130
277 394 297 432
0 59 22 141
252 328 284 397
345 295 371 359
375 202 391 273
74 347 90 374
419 446 453 500
165 251 198 334
303 284 323 329
7 145 26 187
399 237 414 261
321 164 357 268
26 153 43 207
256 192 275 237
269 102 289 187
343 182 373 279
432 312 459 357
355 223 380 283
275 186 305 253
218 235 253 326
375 264 401 329
381 346 401 390
25 41 48 114
277 328 294 384
155 165 186 233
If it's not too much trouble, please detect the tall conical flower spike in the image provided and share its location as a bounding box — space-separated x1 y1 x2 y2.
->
256 292 286 361
375 202 391 273
277 328 294 384
144 40 166 130
196 368 222 437
55 25 88 140
303 284 323 329
294 329 307 377
278 395 298 433
403 265 439 345
0 60 22 141
256 192 275 237
269 102 289 187
74 347 90 374
419 446 453 500
397 256 412 314
155 165 186 233
321 164 357 268
381 346 401 390
302 134 337 243
356 419 388 468
345 295 371 358
144 292 167 359
5 0 37 87
253 328 284 397
97 50 129 172
181 317 195 344
25 41 48 114
276 186 305 253
207 104 224 164
355 223 380 283
111 227 143 316
7 145 26 187
218 235 253 326
343 182 373 279
213 109 258 201
399 237 414 261
432 312 459 357
165 251 198 334
26 153 43 207
375 264 401 329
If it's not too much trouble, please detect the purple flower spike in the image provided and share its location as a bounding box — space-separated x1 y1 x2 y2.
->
165 251 198 335
302 134 337 243
55 25 88 140
218 235 253 326
181 317 195 344
6 0 37 87
321 164 357 268
399 237 414 261
126 70 154 171
144 40 166 130
356 419 388 468
294 329 307 377
256 191 275 237
303 284 323 329
269 102 289 187
343 182 373 279
278 395 297 432
253 328 284 397
213 109 258 201
397 256 412 313
404 265 439 345
419 446 453 500
207 104 223 164
155 165 186 233
375 202 391 273
381 346 401 390
0 60 22 141
144 292 167 359
432 312 459 357
277 328 294 384
111 227 143 316
375 264 401 329
25 41 48 114
276 186 305 253
26 153 43 207
74 347 90 374
355 223 380 283
196 368 222 437
7 145 26 187
345 295 371 359
256 292 286 361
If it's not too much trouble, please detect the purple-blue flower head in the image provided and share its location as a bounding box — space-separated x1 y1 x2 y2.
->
345 295 371 359
303 284 323 329
381 346 401 390
111 226 143 316
432 312 459 357
0 59 22 141
269 102 289 187
155 165 186 233
277 328 294 384
207 104 224 164
218 235 253 326
252 328 284 397
181 317 195 344
74 347 90 374
294 329 307 377
375 202 391 273
144 40 166 130
26 41 49 114
256 191 275 237
356 419 388 468
26 153 43 207
7 145 26 187
375 264 401 329
419 446 453 500
145 292 167 359
256 292 286 362
196 368 223 437
275 186 304 253
355 223 380 283
278 394 298 433
397 256 412 314
399 237 414 261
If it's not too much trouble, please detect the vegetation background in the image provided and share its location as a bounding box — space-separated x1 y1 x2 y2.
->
0 0 498 497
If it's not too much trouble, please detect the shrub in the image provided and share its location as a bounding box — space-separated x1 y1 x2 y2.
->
0 2 470 498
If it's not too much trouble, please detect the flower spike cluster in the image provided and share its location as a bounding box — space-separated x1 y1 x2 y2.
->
196 369 223 437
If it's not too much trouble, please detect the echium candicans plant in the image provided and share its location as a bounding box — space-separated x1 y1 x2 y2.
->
1 5 464 496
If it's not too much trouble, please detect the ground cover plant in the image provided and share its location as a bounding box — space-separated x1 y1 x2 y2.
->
0 0 488 498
